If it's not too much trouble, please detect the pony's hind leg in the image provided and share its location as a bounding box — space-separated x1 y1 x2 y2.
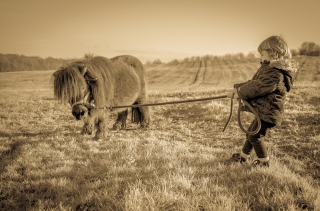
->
137 106 150 128
132 100 150 128
112 109 128 130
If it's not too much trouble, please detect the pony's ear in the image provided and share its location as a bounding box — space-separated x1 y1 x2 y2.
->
79 66 98 81
79 66 88 75
52 69 61 78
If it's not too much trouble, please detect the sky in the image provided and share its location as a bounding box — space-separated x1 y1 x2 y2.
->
0 0 320 62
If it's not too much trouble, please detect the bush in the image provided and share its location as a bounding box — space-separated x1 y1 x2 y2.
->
299 42 320 56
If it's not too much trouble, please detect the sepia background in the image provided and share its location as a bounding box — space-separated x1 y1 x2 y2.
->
1 0 320 62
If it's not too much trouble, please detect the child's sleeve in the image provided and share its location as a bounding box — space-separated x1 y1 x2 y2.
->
234 81 250 89
236 69 281 100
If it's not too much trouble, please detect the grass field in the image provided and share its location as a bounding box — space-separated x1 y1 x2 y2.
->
0 57 319 210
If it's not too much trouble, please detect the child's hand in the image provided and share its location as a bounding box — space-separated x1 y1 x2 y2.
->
227 89 236 98
227 89 240 100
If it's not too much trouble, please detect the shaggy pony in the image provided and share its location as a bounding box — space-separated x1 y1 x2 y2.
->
53 55 150 139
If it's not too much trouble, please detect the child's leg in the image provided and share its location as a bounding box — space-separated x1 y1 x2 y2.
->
231 121 256 162
241 120 256 158
247 119 274 161
232 119 273 164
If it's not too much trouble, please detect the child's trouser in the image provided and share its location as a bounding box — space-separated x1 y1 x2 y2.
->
242 119 274 158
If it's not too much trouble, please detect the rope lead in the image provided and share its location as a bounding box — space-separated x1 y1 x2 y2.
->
222 95 261 135
73 93 261 135
237 99 262 135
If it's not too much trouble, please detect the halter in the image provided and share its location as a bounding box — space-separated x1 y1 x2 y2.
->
71 79 96 109
71 91 94 108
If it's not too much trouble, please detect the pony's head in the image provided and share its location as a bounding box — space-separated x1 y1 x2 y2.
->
53 65 97 120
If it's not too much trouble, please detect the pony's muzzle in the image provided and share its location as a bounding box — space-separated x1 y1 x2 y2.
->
72 104 88 120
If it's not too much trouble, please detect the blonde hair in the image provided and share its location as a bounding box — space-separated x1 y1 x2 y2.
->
258 36 291 59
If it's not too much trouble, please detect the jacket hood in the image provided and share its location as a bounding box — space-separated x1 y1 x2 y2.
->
269 59 298 73
270 59 297 92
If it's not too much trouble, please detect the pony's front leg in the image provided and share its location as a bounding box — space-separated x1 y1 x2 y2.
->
80 109 95 135
94 111 108 140
138 106 151 128
81 117 95 135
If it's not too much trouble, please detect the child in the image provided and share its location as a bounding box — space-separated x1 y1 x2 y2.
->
228 36 298 167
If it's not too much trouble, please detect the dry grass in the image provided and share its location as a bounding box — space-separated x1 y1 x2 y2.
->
0 58 319 210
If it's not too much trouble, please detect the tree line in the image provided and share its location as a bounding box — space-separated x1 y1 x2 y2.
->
0 54 74 72
147 41 320 65
1 42 319 72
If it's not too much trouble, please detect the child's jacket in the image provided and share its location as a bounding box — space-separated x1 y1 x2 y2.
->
234 59 297 126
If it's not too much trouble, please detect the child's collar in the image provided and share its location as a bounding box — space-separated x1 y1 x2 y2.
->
269 59 298 72
260 60 270 65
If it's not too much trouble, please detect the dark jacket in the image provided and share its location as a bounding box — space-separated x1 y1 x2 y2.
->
234 59 297 126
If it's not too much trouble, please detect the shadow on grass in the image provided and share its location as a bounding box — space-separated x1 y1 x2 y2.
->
0 181 59 210
277 144 320 182
188 157 316 211
309 96 320 107
0 140 26 174
277 112 320 182
66 157 160 210
0 131 55 139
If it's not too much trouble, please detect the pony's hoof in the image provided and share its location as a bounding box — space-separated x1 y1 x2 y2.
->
94 132 105 140
112 123 122 131
94 137 103 142
81 129 93 135
140 122 150 128
81 125 94 135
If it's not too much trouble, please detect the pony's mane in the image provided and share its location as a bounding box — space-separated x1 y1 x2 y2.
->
54 56 136 107
79 57 115 107
53 65 87 104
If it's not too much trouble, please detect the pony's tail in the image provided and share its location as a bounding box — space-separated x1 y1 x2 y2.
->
132 107 142 124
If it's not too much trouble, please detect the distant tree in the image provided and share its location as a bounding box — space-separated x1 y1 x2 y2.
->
291 49 299 57
311 44 320 56
213 55 222 60
223 53 233 60
152 59 162 65
144 60 152 65
246 51 259 58
183 57 190 63
202 54 213 61
0 54 10 72
190 56 201 62
168 59 179 65
234 52 245 59
299 42 320 56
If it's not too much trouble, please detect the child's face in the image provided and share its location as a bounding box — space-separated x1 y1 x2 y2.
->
260 50 272 62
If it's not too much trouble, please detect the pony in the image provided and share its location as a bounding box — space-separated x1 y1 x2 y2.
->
53 55 151 139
